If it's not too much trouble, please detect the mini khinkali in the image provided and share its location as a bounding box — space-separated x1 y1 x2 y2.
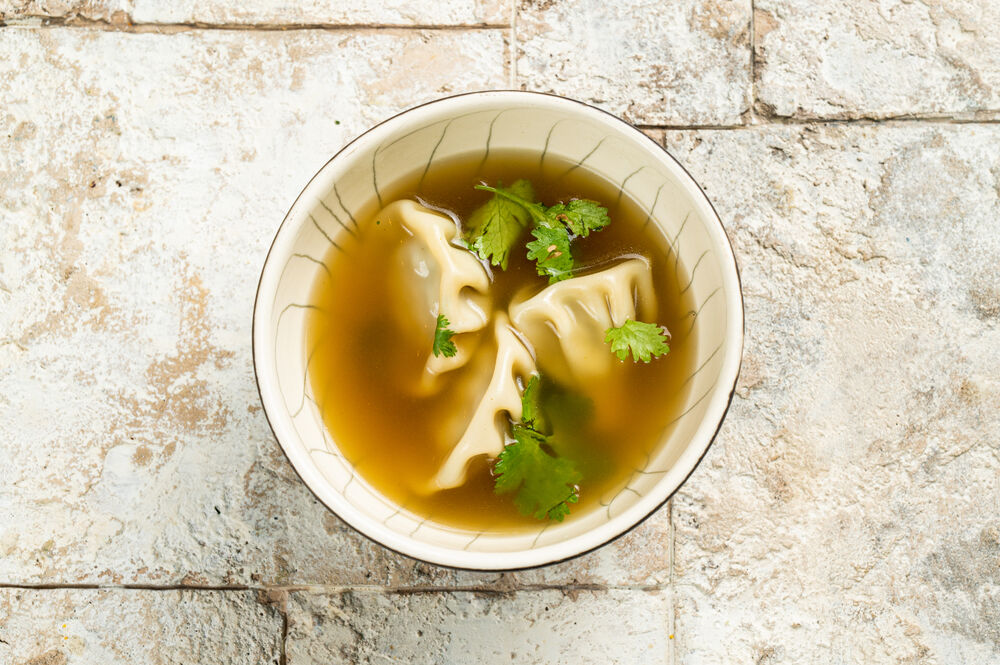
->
432 312 537 490
508 257 656 388
382 199 492 390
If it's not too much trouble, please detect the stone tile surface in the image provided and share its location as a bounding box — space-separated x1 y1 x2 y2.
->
755 0 1000 119
0 0 128 22
516 0 751 126
0 25 670 591
0 589 282 663
5 3 1000 662
0 0 510 25
662 125 1000 662
286 589 671 664
129 0 510 26
0 26 506 587
512 499 671 587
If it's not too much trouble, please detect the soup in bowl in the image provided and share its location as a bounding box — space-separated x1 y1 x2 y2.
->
253 91 743 570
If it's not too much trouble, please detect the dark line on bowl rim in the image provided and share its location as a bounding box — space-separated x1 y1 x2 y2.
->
641 182 666 230
289 252 331 279
290 338 325 418
371 148 383 208
308 213 343 251
417 118 455 190
616 165 647 207
559 136 608 179
277 302 323 319
332 183 360 230
318 199 357 237
668 211 692 269
679 249 710 295
539 119 567 168
372 108 497 214
679 286 722 342
251 89 745 572
478 109 507 170
680 338 724 390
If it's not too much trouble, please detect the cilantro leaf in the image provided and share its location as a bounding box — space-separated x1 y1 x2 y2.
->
465 179 534 269
494 424 581 521
475 183 551 228
526 225 573 283
547 199 610 237
474 183 611 282
520 375 547 433
474 185 610 236
432 314 457 358
604 319 670 363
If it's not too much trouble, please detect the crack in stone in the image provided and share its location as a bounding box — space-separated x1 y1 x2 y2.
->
0 15 510 33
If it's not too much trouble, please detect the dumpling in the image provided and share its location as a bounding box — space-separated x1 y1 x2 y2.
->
432 312 537 490
432 259 656 490
508 258 656 388
382 199 492 389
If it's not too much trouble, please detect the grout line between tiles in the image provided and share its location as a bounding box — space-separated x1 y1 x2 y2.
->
278 595 289 665
0 582 669 593
509 0 518 89
667 498 676 665
0 582 253 591
636 115 1000 131
748 0 757 125
0 16 509 33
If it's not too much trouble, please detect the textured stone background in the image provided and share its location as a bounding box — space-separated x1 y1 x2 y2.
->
0 1 997 664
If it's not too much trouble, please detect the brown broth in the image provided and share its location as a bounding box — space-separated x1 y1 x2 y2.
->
305 150 696 531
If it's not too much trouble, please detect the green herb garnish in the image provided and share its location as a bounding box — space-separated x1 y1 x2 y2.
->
604 319 670 362
465 179 535 270
525 225 574 283
545 199 611 237
493 375 579 522
494 424 581 522
474 184 610 235
519 375 547 433
432 314 457 358
473 183 611 283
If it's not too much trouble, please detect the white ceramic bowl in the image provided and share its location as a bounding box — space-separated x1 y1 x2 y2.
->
253 91 743 570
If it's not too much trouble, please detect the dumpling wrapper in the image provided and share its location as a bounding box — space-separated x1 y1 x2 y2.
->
432 312 537 490
508 257 657 388
430 258 658 491
383 199 492 391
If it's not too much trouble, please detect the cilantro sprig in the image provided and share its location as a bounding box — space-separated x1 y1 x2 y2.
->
519 375 547 433
470 182 611 284
432 314 457 358
474 184 610 236
604 319 670 363
465 179 535 270
525 225 573 283
493 375 580 522
494 425 580 522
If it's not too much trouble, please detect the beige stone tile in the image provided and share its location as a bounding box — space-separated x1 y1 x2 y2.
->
0 26 505 586
0 26 678 590
130 0 511 26
510 503 671 587
286 589 671 664
0 0 128 22
516 0 751 126
0 0 512 24
0 589 282 663
662 125 1000 663
755 0 1000 119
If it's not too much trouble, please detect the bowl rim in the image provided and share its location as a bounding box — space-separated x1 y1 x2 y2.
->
252 89 744 571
